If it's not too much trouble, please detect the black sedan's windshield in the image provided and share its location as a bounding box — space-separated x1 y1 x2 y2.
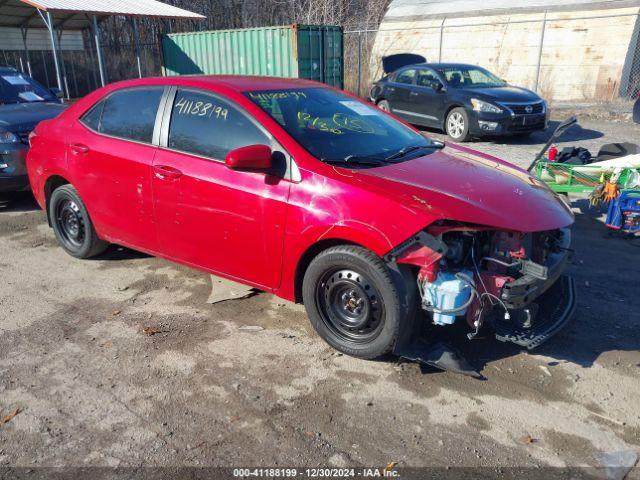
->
0 71 56 104
436 66 507 89
245 88 439 166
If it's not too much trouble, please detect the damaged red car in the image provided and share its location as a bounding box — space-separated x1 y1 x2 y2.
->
27 76 576 362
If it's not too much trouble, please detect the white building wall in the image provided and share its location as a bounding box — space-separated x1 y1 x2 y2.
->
370 6 640 101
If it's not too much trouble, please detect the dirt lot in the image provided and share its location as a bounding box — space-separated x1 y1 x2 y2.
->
1 117 639 478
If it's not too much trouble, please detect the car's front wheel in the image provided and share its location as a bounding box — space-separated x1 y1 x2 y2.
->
49 184 108 259
445 107 471 142
302 245 409 359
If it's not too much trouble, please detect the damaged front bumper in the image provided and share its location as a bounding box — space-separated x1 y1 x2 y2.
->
493 274 576 350
391 225 576 351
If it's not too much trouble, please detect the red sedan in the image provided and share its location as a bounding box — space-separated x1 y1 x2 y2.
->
27 76 576 359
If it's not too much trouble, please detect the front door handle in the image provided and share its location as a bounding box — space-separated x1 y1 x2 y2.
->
154 165 183 180
410 91 420 96
70 143 89 155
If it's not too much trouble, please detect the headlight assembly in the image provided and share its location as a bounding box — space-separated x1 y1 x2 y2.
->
470 98 502 114
0 130 20 144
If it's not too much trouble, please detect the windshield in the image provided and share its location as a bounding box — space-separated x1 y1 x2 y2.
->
436 66 506 88
245 87 439 166
0 71 56 104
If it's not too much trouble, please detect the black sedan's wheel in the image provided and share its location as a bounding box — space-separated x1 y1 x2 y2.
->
446 107 471 142
49 184 108 259
302 245 407 359
377 99 391 112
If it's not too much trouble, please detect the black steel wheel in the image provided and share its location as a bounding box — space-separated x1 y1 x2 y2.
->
316 268 385 344
49 184 108 259
302 245 415 359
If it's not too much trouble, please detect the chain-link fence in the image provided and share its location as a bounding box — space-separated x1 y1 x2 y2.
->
1 41 162 99
3 11 638 104
345 11 640 104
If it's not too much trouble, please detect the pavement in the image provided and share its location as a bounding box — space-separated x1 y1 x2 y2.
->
0 116 639 477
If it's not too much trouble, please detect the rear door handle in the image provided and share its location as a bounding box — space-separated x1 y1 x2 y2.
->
410 91 419 96
154 165 183 180
70 143 89 155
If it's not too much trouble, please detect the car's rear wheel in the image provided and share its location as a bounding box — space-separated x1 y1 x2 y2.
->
377 99 391 112
49 184 108 259
302 245 408 359
446 107 471 142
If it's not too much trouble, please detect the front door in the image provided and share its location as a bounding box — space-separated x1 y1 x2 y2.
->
68 86 164 252
151 88 291 289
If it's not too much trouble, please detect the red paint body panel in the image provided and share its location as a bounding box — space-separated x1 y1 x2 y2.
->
27 75 573 303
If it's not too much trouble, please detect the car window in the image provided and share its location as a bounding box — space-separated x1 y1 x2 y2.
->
84 87 163 143
436 66 506 88
0 70 56 104
394 69 416 85
416 69 440 88
81 101 104 131
167 89 269 160
245 87 437 165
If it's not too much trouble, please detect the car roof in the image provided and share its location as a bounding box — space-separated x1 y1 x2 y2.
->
412 63 479 69
107 75 323 93
0 66 19 74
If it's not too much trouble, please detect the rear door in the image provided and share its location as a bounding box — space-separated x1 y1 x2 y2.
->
387 68 417 121
70 86 165 252
151 88 291 289
410 68 446 127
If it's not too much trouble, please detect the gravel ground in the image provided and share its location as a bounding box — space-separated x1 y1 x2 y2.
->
0 116 639 478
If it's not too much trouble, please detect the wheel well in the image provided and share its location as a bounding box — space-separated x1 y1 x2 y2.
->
293 239 357 303
443 104 464 128
44 175 70 226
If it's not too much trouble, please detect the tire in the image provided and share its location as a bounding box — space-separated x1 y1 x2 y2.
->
49 184 108 259
377 99 391 112
302 245 410 359
445 107 471 142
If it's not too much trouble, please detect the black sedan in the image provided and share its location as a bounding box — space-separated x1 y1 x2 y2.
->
0 66 65 195
370 59 548 142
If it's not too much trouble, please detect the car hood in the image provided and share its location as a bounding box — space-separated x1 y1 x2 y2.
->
353 146 573 233
0 102 66 133
464 86 541 103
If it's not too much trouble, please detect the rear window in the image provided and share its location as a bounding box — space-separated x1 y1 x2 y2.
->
81 87 163 143
0 71 56 104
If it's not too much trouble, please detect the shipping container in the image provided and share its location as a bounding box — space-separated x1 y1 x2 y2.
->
161 25 343 88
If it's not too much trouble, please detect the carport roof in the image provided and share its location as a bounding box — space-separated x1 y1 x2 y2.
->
0 0 205 30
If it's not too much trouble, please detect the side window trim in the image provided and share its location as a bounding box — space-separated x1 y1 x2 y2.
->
158 86 297 181
78 85 167 146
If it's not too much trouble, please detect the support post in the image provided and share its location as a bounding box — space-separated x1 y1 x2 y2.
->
356 31 362 97
534 11 547 92
132 17 143 78
91 15 106 86
56 30 70 99
438 17 446 63
42 11 63 91
20 27 32 76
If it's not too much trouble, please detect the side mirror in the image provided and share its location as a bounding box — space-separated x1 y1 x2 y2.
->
225 144 272 170
433 82 444 92
50 87 64 99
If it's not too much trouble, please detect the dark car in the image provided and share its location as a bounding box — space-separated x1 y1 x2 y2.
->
0 66 65 195
634 97 639 124
370 58 548 142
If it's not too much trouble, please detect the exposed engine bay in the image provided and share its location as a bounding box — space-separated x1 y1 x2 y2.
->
389 221 576 352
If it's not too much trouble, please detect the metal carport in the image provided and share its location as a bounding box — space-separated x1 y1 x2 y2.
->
0 0 205 96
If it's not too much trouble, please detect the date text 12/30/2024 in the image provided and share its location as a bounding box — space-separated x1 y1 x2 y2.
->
233 468 400 478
